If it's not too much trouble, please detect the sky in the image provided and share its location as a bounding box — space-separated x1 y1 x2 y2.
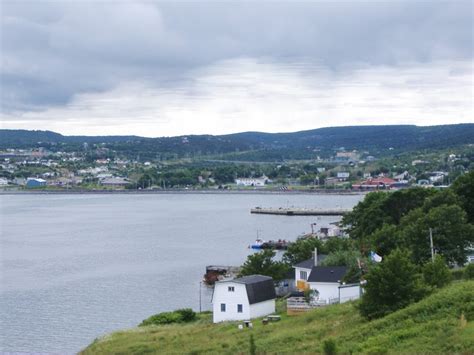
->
1 0 473 137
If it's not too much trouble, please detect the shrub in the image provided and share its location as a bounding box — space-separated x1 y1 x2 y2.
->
422 255 452 288
451 268 465 280
139 308 197 326
175 308 197 322
322 338 337 355
464 263 474 279
358 249 429 320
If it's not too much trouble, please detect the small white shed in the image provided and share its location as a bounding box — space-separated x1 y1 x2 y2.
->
212 275 276 323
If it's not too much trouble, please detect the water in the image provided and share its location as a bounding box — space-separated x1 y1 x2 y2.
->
0 192 362 353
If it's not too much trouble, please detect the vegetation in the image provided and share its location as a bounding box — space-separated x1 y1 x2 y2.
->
239 249 289 281
422 255 452 288
358 249 428 320
342 173 474 265
139 309 196 326
82 281 474 354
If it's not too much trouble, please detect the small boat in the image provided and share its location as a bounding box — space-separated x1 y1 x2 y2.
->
251 238 265 249
250 238 291 250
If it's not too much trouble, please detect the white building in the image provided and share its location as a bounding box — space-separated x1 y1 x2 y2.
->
212 275 276 323
337 172 350 180
293 250 360 304
234 176 268 187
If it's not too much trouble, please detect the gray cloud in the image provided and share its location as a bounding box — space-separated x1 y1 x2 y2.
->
1 0 472 124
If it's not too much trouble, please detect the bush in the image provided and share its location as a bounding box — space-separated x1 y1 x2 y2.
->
322 338 337 355
422 255 452 288
464 263 474 279
175 308 197 322
358 249 429 320
451 268 465 280
139 308 197 326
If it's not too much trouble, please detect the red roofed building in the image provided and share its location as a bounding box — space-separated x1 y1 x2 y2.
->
352 177 396 190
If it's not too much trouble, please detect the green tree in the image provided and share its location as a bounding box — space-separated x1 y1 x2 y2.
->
400 204 474 265
422 255 452 288
451 171 474 223
321 249 364 283
282 238 325 265
358 249 428 320
240 250 289 281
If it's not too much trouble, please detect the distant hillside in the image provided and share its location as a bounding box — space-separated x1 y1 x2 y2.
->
1 124 473 161
82 281 474 354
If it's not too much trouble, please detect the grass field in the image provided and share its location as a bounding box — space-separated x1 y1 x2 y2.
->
82 281 474 354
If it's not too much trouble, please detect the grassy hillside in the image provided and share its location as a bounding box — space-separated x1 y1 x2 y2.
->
82 281 474 354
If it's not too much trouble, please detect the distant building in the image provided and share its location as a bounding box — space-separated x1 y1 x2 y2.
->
235 176 268 187
352 177 396 190
100 177 130 187
0 178 8 186
337 172 350 180
26 178 47 188
212 275 276 323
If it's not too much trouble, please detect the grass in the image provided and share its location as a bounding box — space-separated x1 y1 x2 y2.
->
81 281 474 354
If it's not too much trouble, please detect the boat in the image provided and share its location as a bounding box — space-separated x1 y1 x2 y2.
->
250 238 265 249
250 238 290 250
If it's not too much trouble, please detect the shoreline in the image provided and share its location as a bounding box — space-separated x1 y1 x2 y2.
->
0 188 367 196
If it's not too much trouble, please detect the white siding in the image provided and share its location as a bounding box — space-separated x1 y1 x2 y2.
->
213 282 250 323
308 282 340 302
339 285 361 303
212 281 276 323
294 266 312 288
249 299 275 319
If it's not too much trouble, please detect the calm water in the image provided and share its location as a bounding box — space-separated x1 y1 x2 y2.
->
0 193 362 353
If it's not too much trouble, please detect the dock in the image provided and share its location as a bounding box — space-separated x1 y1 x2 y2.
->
250 207 352 216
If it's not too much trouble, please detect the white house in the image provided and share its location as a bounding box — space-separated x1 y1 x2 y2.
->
212 275 276 323
307 266 360 304
234 176 268 187
293 250 360 304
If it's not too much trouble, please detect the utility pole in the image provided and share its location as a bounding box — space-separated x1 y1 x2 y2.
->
429 228 434 262
199 281 202 313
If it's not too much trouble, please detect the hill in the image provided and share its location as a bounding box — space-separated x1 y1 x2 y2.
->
81 280 474 354
1 124 473 161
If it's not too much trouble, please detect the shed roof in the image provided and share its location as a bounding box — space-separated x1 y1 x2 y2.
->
229 275 276 304
293 255 327 269
307 266 348 283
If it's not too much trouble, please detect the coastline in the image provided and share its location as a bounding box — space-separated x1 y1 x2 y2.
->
0 188 367 196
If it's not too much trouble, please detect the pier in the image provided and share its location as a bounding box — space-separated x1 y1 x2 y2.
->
250 207 352 216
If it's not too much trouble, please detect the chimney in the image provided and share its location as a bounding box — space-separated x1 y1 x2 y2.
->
314 247 318 266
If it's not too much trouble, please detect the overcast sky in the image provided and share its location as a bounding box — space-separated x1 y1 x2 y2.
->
1 0 473 137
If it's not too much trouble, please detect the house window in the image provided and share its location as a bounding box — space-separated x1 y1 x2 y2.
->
220 303 226 312
300 270 308 280
228 286 235 292
237 304 243 313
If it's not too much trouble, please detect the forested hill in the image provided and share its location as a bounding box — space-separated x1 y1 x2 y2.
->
1 124 473 160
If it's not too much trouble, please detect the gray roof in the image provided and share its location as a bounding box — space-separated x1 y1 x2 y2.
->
294 255 327 269
307 266 348 283
232 275 276 304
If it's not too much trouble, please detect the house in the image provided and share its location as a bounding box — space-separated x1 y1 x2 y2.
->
212 275 276 323
234 176 268 187
337 172 350 181
100 177 130 187
26 178 47 188
293 250 360 304
352 177 396 190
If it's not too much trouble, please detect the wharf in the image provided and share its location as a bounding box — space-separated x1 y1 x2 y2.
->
250 207 352 216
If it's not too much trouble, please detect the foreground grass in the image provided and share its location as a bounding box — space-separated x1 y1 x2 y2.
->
82 281 474 354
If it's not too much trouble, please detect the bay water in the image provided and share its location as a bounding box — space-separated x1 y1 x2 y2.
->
0 193 362 353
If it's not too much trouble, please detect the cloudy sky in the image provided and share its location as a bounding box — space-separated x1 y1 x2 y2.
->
1 0 472 137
